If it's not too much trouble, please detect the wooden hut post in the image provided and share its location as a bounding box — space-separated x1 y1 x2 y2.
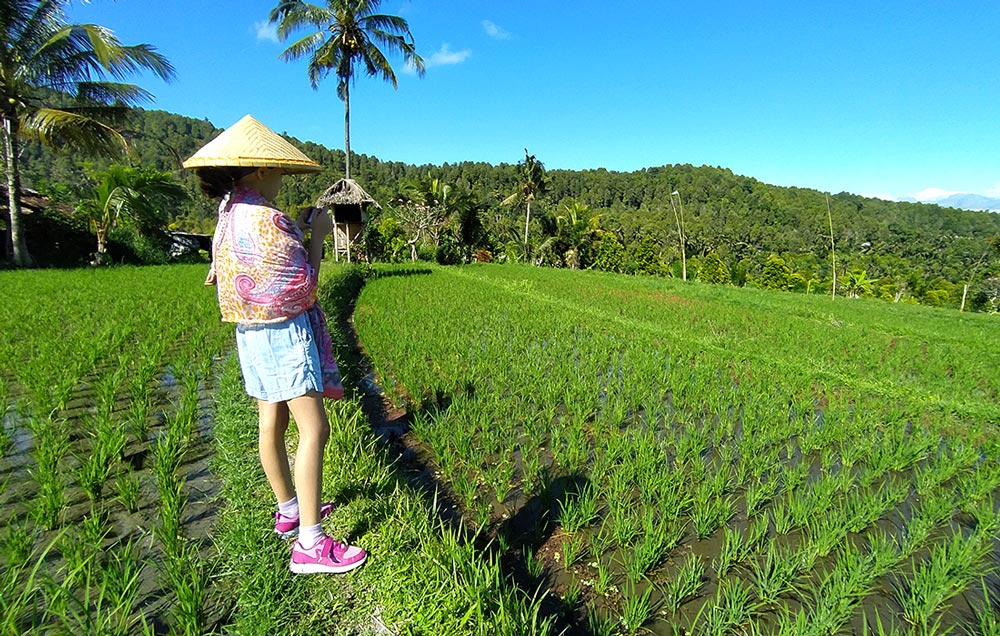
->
333 222 340 262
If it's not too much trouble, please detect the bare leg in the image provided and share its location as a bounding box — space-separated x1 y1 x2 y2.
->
287 391 330 527
257 400 295 504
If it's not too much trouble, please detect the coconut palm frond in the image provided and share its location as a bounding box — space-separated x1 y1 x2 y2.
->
279 29 328 64
22 107 128 157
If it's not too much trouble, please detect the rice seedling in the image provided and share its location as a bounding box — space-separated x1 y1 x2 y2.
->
865 529 900 579
627 514 682 581
44 538 145 636
590 520 615 560
557 482 600 533
157 478 187 561
771 500 795 536
30 420 70 531
714 526 748 577
744 474 779 518
662 553 705 611
115 468 141 514
692 577 760 636
899 489 956 556
748 541 807 605
610 502 641 547
560 532 585 569
587 604 618 636
788 542 877 634
523 546 546 583
895 529 993 632
0 530 63 634
691 480 734 539
484 461 515 505
782 458 810 492
1 516 35 566
592 557 615 596
957 462 1000 510
561 576 583 614
163 541 209 636
618 579 657 635
94 362 127 422
126 379 153 442
806 505 850 559
862 608 906 636
967 581 1000 636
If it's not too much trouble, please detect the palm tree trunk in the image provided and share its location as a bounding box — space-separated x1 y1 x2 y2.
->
344 82 351 180
523 199 531 257
2 115 31 267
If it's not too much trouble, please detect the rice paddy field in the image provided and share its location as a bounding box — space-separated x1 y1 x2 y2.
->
0 265 232 634
354 263 1000 635
1 261 998 636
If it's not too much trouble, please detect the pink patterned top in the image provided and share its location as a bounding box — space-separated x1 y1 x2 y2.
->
209 186 317 324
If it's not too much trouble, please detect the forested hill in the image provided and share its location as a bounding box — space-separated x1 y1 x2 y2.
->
19 108 1000 300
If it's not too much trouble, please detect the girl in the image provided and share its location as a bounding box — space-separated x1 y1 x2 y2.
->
184 115 366 574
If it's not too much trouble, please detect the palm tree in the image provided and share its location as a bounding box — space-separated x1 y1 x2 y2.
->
555 201 599 269
269 0 424 180
502 149 547 258
0 0 175 267
76 164 188 264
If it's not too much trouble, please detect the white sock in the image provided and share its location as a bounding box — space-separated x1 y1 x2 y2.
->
277 496 299 518
298 523 324 549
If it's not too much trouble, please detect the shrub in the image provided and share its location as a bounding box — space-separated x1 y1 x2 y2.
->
594 234 626 273
699 253 731 285
758 254 793 290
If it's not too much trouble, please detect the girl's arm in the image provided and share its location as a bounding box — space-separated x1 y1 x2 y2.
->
306 208 333 272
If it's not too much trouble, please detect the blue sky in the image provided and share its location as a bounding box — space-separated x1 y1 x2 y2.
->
68 0 1000 203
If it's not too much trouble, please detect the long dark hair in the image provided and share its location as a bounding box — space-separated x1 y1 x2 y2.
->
195 167 257 198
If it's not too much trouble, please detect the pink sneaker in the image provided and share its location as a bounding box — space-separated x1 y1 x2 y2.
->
289 535 367 574
274 502 334 539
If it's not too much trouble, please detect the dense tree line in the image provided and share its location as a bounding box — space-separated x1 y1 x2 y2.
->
14 107 1000 310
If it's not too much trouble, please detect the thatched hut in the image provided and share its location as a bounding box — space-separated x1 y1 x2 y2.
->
314 178 380 262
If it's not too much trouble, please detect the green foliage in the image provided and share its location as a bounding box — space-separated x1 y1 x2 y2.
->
758 254 793 290
0 0 175 266
629 235 662 276
76 163 189 262
593 234 627 273
12 102 1000 310
699 252 731 285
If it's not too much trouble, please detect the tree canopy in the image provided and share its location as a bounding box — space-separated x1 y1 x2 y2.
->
15 107 1000 310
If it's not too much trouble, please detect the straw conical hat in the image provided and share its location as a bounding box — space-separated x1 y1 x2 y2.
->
182 114 322 173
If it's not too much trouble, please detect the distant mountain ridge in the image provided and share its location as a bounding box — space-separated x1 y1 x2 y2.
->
929 193 1000 212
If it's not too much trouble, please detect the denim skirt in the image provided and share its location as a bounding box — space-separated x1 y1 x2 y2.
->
235 312 323 403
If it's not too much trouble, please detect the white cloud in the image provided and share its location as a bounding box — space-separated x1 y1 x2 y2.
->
482 20 511 40
428 43 472 66
254 20 279 43
913 187 960 202
407 43 471 72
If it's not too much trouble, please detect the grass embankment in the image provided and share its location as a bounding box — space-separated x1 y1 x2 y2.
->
212 264 558 635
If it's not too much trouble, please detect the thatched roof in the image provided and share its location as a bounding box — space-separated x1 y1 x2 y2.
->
315 178 381 209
